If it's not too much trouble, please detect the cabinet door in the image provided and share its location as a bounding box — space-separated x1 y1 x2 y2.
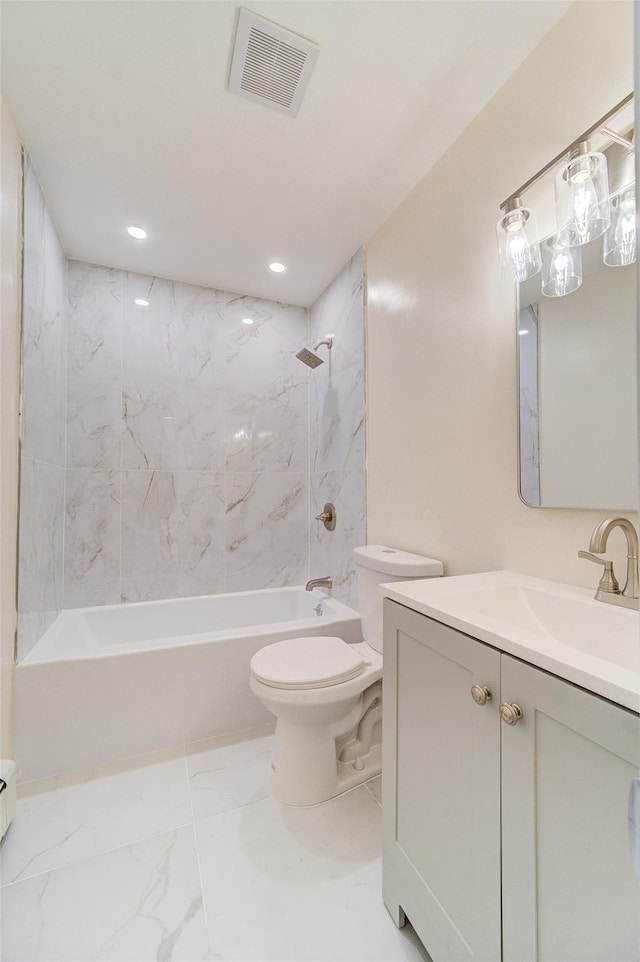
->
382 601 502 962
501 655 640 962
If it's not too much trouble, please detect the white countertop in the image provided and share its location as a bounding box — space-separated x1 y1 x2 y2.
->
381 570 640 713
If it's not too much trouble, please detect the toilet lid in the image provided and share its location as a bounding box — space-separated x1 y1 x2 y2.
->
250 636 365 690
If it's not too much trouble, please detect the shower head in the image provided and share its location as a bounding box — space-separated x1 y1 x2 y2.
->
295 336 333 369
296 346 324 368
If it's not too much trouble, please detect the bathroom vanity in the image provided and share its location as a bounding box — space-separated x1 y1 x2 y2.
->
381 571 640 962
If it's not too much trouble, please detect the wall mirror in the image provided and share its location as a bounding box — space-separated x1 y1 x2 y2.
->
516 104 637 510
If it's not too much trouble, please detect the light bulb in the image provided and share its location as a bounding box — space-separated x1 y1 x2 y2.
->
496 201 541 283
568 158 592 185
555 144 610 247
541 234 582 297
604 187 636 267
567 180 600 246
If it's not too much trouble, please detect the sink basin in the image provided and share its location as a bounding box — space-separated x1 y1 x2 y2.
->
380 571 640 711
447 582 638 667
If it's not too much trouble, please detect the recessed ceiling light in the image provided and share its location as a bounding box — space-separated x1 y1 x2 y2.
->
135 298 149 307
126 225 147 240
324 332 336 338
269 262 285 273
242 317 254 325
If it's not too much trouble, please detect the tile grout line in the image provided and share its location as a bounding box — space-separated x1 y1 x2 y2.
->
119 269 124 603
182 743 212 951
4 745 199 890
0 777 369 893
4 732 278 893
364 778 382 808
0 814 195 891
61 255 69 611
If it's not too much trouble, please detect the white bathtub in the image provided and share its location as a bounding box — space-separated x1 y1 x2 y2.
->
14 587 361 781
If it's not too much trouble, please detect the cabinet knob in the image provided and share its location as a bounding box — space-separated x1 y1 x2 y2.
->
470 685 493 706
499 702 523 726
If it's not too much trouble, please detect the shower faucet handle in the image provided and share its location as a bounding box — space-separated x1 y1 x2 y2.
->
315 502 336 531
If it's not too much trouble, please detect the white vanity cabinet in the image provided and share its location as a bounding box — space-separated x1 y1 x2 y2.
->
382 599 640 962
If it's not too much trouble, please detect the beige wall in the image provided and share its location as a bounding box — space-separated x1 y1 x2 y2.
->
0 100 22 758
366 1 636 588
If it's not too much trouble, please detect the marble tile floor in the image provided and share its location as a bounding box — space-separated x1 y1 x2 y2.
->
0 724 428 962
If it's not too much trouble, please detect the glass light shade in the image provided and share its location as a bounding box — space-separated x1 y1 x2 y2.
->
496 202 541 283
555 144 610 247
540 235 582 297
603 186 636 267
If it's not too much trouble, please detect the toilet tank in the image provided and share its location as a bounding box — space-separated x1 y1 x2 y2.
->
353 545 443 653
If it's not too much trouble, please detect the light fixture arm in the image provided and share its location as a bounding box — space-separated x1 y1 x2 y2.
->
600 126 634 152
500 91 633 211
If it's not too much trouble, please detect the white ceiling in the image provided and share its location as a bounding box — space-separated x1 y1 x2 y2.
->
1 0 572 307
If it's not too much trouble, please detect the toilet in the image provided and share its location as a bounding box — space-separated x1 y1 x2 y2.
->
250 545 443 806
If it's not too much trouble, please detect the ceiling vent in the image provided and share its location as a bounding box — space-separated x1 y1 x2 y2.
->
228 8 319 118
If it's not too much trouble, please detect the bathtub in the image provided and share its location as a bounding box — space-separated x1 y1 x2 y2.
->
14 587 361 781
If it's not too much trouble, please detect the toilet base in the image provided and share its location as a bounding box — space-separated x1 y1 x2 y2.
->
249 643 384 807
267 741 381 807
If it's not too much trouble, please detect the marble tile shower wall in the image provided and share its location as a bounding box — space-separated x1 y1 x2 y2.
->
309 250 366 608
64 262 311 607
17 158 67 661
17 165 365 660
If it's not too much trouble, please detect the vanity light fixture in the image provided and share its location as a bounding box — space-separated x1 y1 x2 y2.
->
540 234 582 298
269 262 286 273
126 225 147 240
134 298 149 307
603 186 637 267
496 197 541 283
498 92 633 296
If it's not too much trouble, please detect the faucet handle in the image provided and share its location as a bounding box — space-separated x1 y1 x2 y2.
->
578 550 620 594
315 502 336 531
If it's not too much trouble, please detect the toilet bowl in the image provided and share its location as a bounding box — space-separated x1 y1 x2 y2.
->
250 545 443 806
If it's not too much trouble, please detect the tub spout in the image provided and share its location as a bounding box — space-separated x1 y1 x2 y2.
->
305 577 332 592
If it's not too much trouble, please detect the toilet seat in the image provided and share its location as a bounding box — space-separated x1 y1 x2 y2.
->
250 636 365 690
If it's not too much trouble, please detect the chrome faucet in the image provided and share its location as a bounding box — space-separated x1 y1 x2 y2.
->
305 576 332 592
578 516 639 610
